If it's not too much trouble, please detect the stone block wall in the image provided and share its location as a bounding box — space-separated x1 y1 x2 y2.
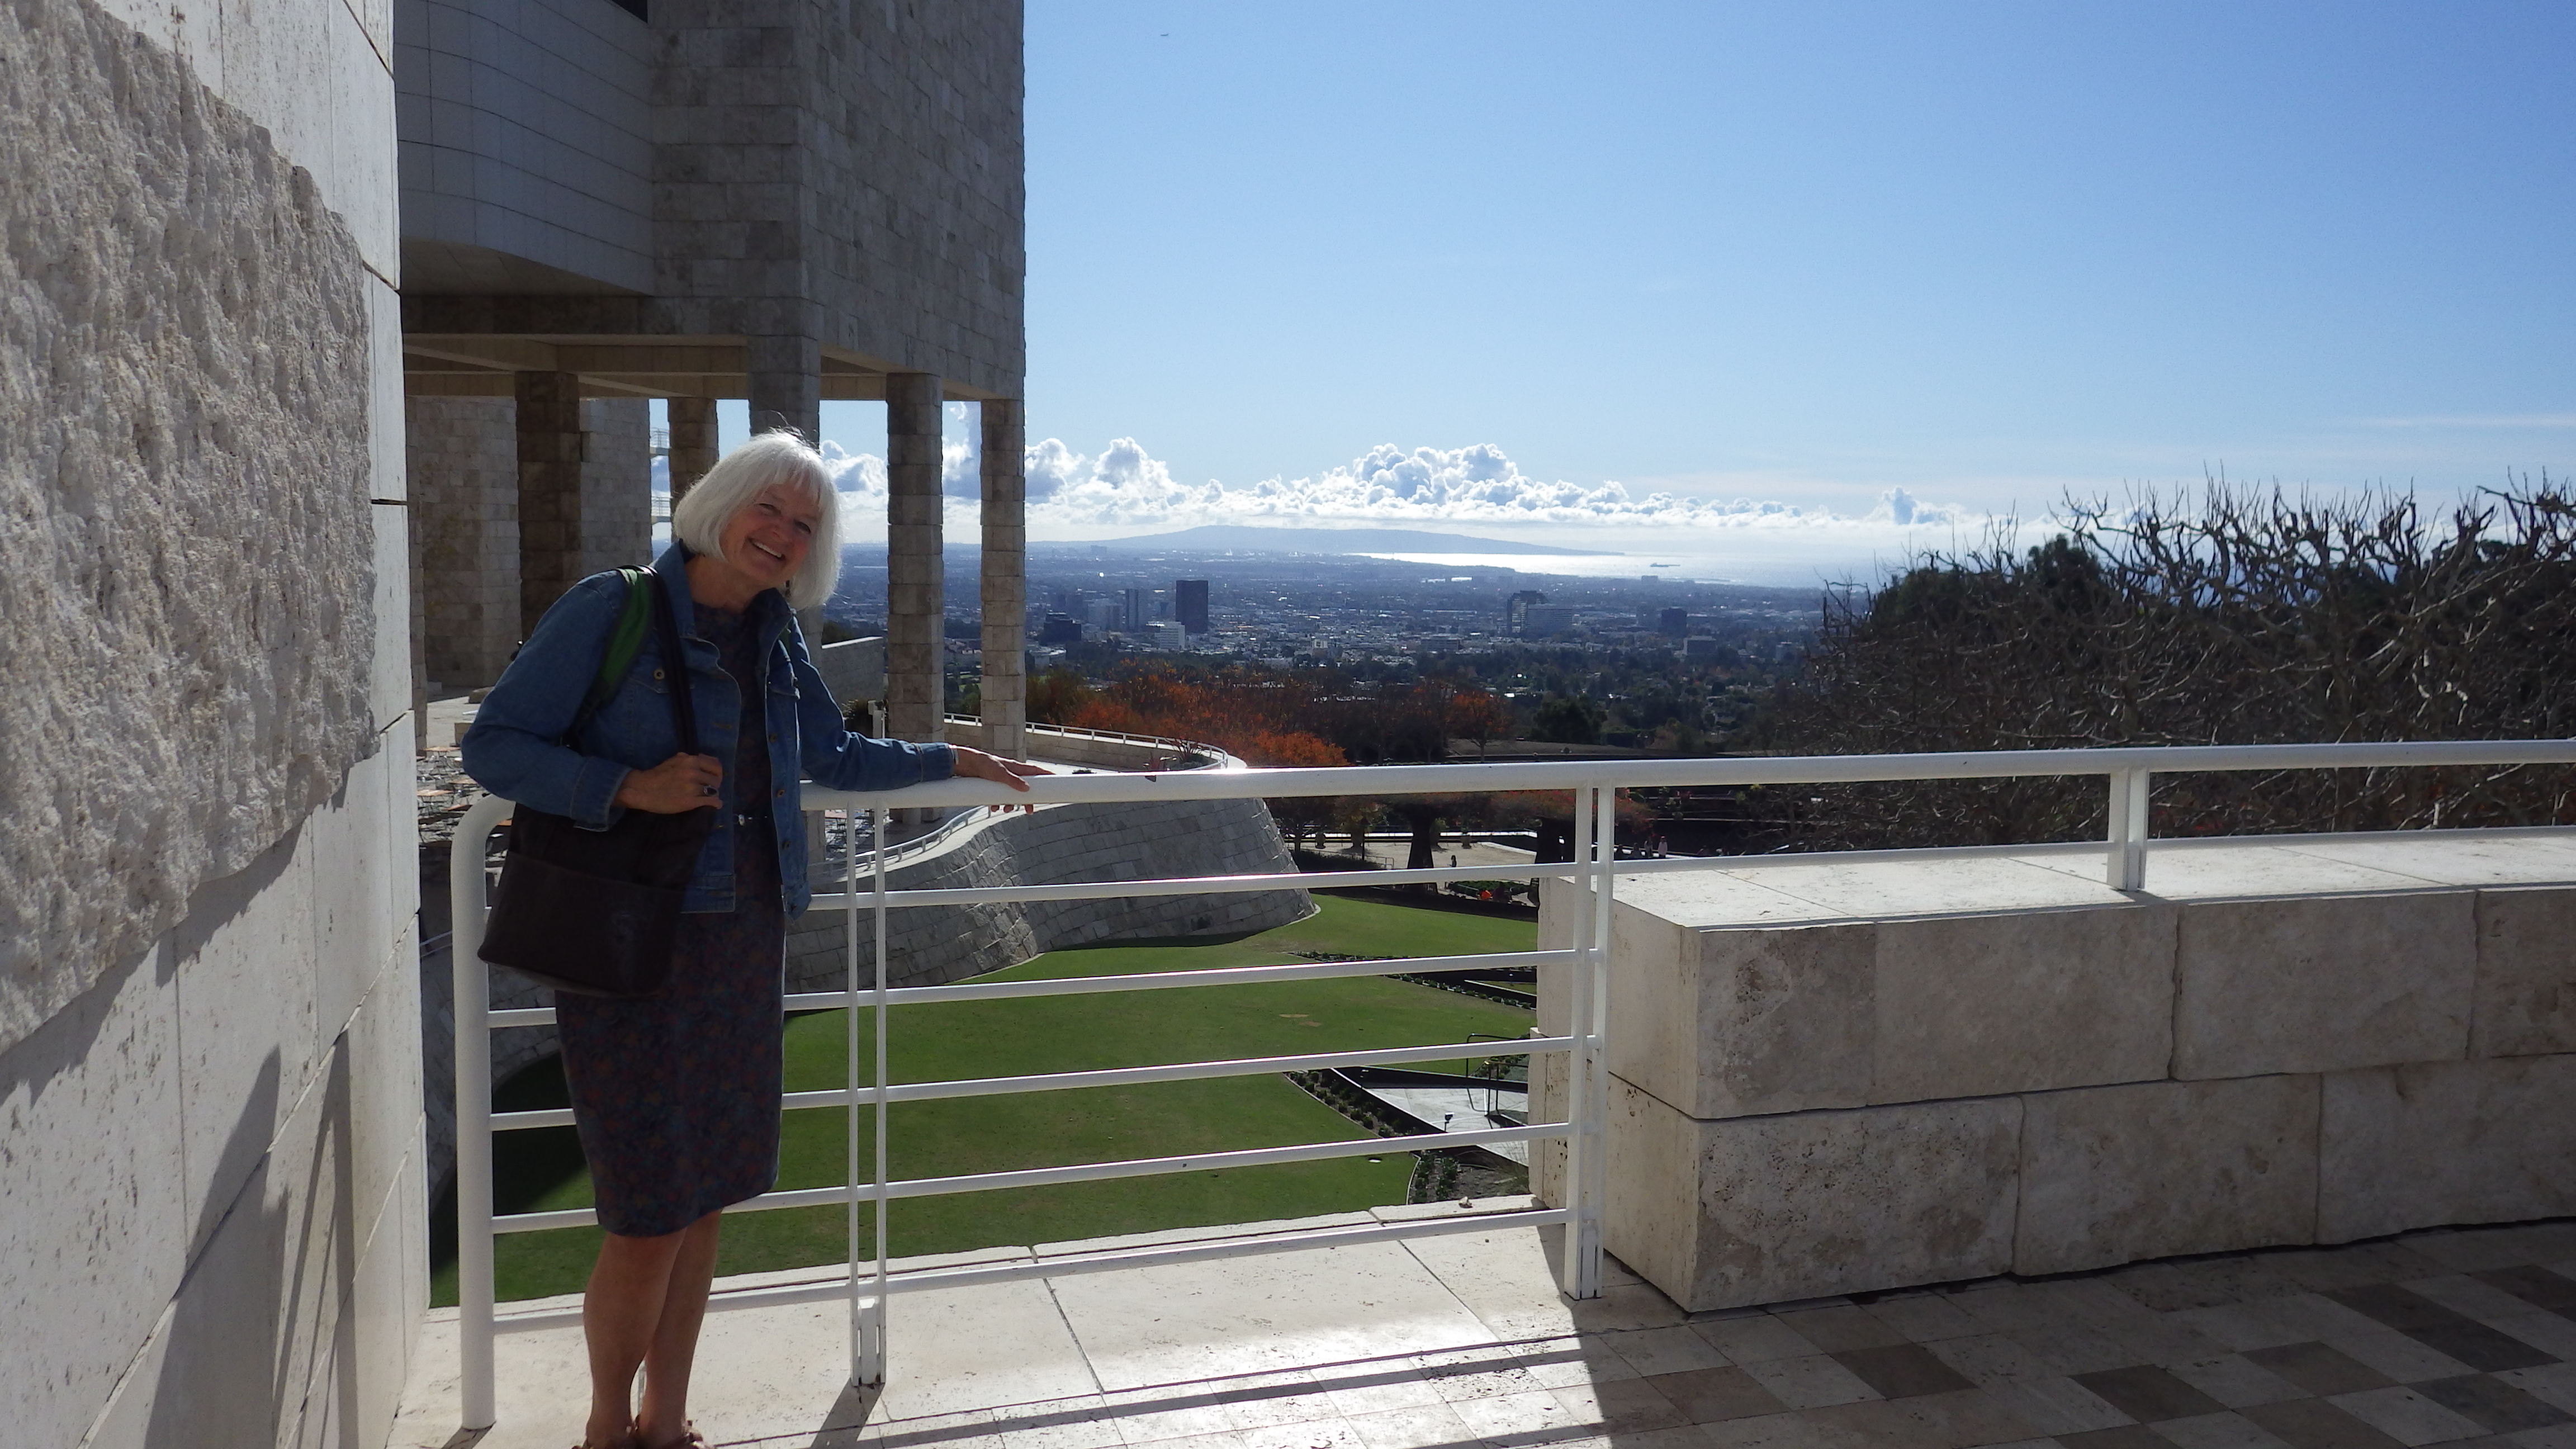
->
579 396 653 576
408 397 518 692
2 1 426 1444
1534 847 2576 1313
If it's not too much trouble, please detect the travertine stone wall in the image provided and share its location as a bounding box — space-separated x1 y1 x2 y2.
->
0 0 375 1043
1536 841 2576 1312
408 397 519 691
2 1 425 1445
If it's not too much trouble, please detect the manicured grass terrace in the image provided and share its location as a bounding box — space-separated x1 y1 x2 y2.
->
433 896 1537 1305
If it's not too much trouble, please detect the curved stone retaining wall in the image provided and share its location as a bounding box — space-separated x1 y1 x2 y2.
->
424 791 1307 1193
785 794 1309 992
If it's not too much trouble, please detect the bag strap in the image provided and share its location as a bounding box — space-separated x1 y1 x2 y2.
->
643 567 703 757
568 566 656 737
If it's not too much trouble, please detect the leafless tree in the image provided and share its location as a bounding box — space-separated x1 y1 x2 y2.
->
1747 480 2576 849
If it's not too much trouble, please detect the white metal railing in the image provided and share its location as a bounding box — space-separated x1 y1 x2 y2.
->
447 737 2576 1431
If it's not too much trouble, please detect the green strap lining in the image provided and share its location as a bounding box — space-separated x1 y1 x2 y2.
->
571 566 655 733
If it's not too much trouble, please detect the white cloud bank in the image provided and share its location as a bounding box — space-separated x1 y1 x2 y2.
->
818 435 1982 540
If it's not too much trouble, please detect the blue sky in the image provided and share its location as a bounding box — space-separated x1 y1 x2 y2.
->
768 3 2574 567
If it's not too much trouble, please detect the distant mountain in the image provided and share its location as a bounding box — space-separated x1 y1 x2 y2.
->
1074 524 1619 557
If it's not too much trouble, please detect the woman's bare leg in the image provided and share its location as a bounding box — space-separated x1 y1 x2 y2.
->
583 1227 688 1446
633 1211 724 1447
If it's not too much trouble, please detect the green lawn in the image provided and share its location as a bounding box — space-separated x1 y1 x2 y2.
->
435 896 1536 1304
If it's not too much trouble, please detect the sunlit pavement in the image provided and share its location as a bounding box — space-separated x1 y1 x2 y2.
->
391 1204 2576 1449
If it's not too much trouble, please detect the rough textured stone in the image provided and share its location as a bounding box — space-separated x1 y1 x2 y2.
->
1622 921 1875 1119
2017 1076 2321 1276
2319 1054 2576 1243
1650 1088 2023 1311
0 0 376 1052
2174 892 2475 1079
2470 887 2576 1058
885 371 945 741
1872 905 2175 1104
979 397 1026 760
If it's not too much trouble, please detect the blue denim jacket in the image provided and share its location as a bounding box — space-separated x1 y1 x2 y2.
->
461 543 952 916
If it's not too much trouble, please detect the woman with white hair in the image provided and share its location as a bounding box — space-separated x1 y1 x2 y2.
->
463 429 1038 1449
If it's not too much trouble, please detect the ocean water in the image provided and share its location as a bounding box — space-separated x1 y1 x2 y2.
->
1358 540 1940 591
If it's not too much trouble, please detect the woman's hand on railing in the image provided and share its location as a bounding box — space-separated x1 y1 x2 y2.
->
614 753 724 813
952 746 1046 813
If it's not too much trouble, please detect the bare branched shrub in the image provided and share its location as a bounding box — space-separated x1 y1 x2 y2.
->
1749 480 2576 847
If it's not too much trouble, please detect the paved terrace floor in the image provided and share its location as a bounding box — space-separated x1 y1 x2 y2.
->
393 1205 2576 1449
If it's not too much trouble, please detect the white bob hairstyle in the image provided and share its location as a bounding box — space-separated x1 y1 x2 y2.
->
670 429 842 608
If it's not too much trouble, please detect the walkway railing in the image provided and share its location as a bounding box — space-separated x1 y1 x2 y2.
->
446 737 2576 1431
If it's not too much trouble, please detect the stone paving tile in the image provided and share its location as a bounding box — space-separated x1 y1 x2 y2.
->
2250 1343 2402 1396
1859 1291 1982 1344
2238 1396 2411 1449
1694 1315 1826 1366
1775 1306 1911 1353
2061 1428 2178 1449
2170 1353 2314 1408
2494 1316 2576 1364
1830 1343 1977 1399
2502 1365 2576 1415
2152 1409 2300 1449
2414 1375 2576 1435
1445 1387 1590 1446
2326 1387 2492 1446
1795 1388 2039 1448
1924 1333 2058 1386
1547 1376 1691 1434
2478 1268 2576 1314
1647 1367 1794 1424
2329 1333 2481 1385
1980 1375 2137 1435
1740 1354 1884 1410
2073 1365 2232 1423
1608 1324 1736 1376
1341 1402 1478 1449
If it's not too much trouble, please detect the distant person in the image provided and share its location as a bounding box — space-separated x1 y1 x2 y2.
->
463 430 1039 1449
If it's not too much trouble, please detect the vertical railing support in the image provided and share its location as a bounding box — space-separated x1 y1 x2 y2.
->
2106 769 2150 890
449 797 508 1431
1556 783 1607 1300
852 807 890 1386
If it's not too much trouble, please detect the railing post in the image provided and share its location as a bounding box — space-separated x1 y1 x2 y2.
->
1557 783 1607 1300
449 797 506 1431
2105 769 2149 890
853 807 889 1387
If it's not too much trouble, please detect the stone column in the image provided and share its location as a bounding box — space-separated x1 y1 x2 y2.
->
514 370 585 639
747 334 822 444
666 395 718 505
884 372 945 742
979 399 1027 760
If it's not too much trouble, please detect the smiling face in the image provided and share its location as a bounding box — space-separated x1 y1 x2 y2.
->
717 482 820 595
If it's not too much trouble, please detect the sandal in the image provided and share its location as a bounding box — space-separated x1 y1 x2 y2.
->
640 1426 708 1449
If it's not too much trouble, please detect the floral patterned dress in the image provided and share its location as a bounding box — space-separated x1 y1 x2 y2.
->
555 602 785 1238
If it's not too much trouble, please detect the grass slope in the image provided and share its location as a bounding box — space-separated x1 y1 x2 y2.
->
437 896 1536 1304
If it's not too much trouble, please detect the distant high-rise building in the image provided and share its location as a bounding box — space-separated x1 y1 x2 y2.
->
1176 579 1210 633
1122 587 1147 632
1522 604 1578 637
1659 607 1689 637
1038 614 1083 646
1507 590 1546 636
